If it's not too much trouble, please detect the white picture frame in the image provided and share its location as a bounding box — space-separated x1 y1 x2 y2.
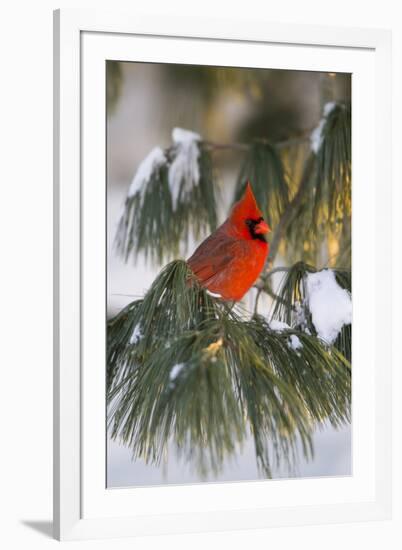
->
53 8 392 541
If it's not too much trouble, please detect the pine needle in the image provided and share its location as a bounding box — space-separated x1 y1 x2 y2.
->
234 141 289 227
114 144 217 265
108 260 351 477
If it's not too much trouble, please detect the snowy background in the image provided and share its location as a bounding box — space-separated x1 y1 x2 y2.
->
106 62 352 488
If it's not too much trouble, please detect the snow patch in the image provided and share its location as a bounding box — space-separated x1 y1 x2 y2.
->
269 319 291 332
127 147 166 200
310 101 337 154
206 290 222 299
268 319 303 351
169 363 186 381
294 301 306 327
323 101 337 117
172 127 201 144
129 324 143 345
289 334 302 350
168 127 201 210
305 269 351 344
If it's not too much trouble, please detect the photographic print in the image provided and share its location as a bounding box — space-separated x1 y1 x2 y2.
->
106 62 351 488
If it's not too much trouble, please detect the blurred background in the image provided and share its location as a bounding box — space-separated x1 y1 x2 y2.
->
106 61 351 488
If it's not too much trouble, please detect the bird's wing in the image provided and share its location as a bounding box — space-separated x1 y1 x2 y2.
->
187 234 247 284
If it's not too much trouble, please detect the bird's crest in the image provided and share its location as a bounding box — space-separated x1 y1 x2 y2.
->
230 182 263 225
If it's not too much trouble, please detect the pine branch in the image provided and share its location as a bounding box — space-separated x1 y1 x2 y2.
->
313 102 351 225
114 130 314 266
115 142 217 264
270 262 351 361
267 154 316 265
203 132 312 153
282 102 351 265
114 101 350 268
107 260 351 477
251 100 351 272
234 141 290 228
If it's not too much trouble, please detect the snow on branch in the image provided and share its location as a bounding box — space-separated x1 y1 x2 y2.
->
305 269 352 345
114 127 217 264
268 319 303 351
268 262 351 359
310 101 336 154
127 147 167 201
127 127 202 208
168 128 201 211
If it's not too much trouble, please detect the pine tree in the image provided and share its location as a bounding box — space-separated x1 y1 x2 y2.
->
107 72 352 478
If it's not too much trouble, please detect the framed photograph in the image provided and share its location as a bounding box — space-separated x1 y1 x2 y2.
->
53 9 392 541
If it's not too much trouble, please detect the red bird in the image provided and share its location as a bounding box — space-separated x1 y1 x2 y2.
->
187 182 271 301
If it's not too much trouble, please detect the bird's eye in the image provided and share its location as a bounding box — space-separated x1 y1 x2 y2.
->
245 217 263 227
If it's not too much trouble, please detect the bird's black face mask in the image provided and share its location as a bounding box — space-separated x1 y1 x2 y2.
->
245 217 268 242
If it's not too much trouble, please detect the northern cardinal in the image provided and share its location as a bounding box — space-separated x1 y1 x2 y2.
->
187 182 271 301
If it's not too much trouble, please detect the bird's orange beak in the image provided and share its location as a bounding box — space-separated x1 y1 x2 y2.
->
254 220 271 235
